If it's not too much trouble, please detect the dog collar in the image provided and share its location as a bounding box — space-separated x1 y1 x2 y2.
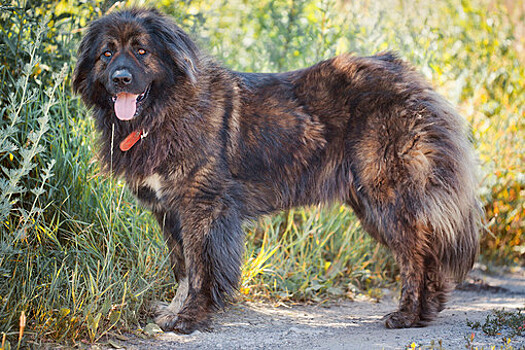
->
119 129 148 152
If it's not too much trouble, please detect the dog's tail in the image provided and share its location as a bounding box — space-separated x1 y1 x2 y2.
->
417 92 482 281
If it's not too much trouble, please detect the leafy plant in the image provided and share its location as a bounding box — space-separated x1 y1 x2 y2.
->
468 308 525 338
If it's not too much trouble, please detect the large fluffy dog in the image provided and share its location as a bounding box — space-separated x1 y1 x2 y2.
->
73 8 481 334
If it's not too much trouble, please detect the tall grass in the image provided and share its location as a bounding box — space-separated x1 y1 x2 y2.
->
0 2 172 347
0 0 523 347
241 206 395 302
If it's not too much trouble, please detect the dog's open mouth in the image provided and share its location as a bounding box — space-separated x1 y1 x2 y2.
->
112 85 150 121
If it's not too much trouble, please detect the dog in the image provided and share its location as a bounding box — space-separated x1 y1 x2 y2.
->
73 8 481 334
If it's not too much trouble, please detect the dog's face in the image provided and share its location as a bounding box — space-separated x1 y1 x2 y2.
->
99 27 153 120
73 9 199 122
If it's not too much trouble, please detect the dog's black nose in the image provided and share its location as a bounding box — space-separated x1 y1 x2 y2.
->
112 69 132 85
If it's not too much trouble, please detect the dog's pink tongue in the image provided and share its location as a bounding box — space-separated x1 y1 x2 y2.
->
114 93 138 120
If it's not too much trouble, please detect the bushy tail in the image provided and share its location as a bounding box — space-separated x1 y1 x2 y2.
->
441 199 482 281
420 92 482 281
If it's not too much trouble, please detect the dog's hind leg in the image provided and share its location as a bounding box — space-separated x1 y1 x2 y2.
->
346 196 426 327
384 237 427 328
419 254 452 324
347 194 429 328
380 215 448 328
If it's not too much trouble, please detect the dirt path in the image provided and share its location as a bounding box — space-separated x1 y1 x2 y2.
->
107 268 525 349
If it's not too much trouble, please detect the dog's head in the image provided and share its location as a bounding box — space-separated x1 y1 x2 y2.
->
73 8 199 121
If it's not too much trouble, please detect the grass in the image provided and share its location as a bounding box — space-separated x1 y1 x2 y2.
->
0 0 523 347
241 206 396 302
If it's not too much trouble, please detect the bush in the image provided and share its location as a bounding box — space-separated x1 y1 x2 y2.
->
0 1 172 346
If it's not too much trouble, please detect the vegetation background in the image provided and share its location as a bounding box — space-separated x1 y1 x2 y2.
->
0 0 523 347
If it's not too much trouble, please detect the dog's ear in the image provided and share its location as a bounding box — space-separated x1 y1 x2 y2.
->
72 24 100 100
166 32 200 84
145 12 200 84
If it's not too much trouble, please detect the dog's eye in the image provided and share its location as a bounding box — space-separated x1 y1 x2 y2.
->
138 48 146 55
103 51 112 58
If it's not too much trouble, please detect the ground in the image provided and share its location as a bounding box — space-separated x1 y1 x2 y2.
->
99 268 525 350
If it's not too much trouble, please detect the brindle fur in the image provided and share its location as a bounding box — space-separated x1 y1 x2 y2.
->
73 8 481 333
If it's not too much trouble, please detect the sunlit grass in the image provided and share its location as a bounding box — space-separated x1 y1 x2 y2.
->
242 206 396 302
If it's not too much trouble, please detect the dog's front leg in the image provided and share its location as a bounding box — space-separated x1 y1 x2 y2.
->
153 211 189 328
156 202 244 334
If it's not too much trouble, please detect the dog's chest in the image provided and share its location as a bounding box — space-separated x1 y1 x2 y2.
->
143 173 163 196
130 164 188 210
132 173 165 208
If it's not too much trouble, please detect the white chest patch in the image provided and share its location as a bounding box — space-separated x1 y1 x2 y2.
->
143 173 163 199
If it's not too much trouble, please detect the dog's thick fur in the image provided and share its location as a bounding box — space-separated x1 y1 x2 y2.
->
73 8 481 333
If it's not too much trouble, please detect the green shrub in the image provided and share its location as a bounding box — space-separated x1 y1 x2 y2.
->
0 1 172 346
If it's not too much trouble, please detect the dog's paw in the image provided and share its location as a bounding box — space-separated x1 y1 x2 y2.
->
383 311 421 329
172 315 202 334
154 304 178 331
155 314 206 334
155 306 208 334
